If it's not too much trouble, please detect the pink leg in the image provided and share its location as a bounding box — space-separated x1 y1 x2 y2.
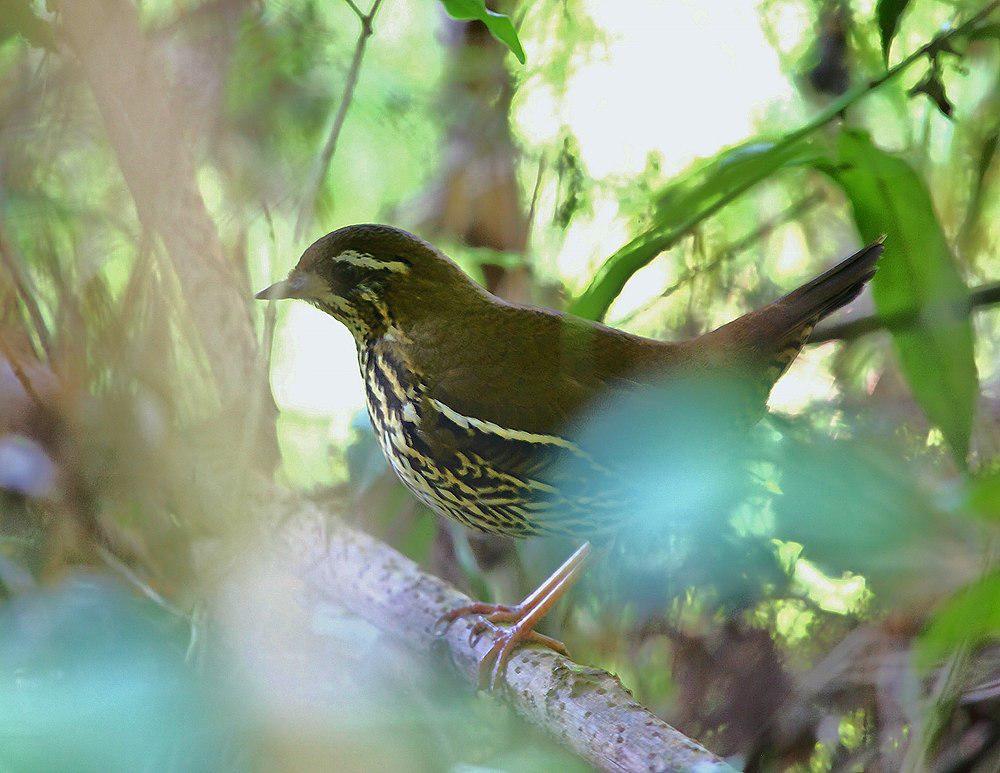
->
436 542 592 690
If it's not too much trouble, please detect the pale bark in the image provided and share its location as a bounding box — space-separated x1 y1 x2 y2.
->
276 499 731 773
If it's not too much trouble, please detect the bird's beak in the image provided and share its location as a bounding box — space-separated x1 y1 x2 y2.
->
254 272 317 301
254 280 291 301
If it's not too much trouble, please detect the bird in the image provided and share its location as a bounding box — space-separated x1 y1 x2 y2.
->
256 224 883 689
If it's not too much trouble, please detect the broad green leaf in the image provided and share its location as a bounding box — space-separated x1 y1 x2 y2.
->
439 0 525 63
820 129 977 463
570 138 818 320
876 0 912 64
653 140 813 225
918 571 1000 667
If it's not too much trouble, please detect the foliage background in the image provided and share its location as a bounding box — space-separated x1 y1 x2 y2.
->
0 0 998 770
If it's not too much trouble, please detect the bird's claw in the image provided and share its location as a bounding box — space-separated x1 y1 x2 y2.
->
468 608 522 646
433 601 517 635
477 625 569 691
434 601 569 690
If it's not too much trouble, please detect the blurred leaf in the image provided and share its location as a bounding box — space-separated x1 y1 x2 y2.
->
968 22 1000 41
439 0 526 63
819 129 977 463
876 0 912 63
968 471 1000 521
0 434 56 497
0 0 55 50
960 125 998 248
0 575 227 770
570 138 819 320
771 428 955 603
554 132 589 228
918 571 1000 667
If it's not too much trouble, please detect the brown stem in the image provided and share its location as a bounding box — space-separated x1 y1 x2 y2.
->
810 281 1000 343
0 221 53 361
295 0 385 241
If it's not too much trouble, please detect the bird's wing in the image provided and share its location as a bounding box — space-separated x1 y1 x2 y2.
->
412 301 685 437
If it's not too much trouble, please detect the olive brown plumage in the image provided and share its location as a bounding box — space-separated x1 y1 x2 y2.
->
256 223 883 688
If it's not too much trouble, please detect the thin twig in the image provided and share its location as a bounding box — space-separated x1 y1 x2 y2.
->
0 328 44 406
524 152 548 245
260 202 280 377
810 281 1000 343
0 220 53 362
295 0 385 241
612 191 826 326
96 544 186 620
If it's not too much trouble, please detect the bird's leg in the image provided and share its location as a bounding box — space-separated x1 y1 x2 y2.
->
437 541 590 632
436 542 592 690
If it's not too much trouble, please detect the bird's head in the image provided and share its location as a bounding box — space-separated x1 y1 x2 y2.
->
255 224 475 341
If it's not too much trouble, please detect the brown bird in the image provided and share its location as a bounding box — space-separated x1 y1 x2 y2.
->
256 225 882 688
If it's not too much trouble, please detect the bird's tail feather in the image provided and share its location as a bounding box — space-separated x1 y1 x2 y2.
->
699 238 884 391
776 237 884 325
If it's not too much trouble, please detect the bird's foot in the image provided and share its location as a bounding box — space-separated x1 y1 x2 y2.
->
474 616 569 691
433 542 592 690
434 601 517 636
435 601 569 689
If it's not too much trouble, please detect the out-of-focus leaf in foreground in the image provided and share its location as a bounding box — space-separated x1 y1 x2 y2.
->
0 575 227 771
918 571 1000 667
771 426 982 607
439 0 526 63
968 470 1000 522
563 373 755 538
555 373 769 613
570 138 817 321
819 129 978 464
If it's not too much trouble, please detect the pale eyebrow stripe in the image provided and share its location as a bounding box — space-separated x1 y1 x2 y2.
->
335 250 410 273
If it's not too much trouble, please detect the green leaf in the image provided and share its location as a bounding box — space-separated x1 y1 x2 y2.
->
967 471 1000 522
0 0 55 50
876 0 912 64
819 129 977 463
653 140 813 224
918 571 1000 667
569 138 818 320
439 0 525 63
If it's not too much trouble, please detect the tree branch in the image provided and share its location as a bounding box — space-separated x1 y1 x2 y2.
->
295 0 384 241
810 281 1000 343
276 499 730 772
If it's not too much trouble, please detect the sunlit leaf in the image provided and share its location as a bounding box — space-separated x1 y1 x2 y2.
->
819 129 977 463
918 571 1000 667
570 138 818 320
876 0 912 63
439 0 526 63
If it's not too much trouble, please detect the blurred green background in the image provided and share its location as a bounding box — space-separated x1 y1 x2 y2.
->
1 0 998 770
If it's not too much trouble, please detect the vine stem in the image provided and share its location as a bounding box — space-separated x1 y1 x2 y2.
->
572 0 1000 320
295 0 385 242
